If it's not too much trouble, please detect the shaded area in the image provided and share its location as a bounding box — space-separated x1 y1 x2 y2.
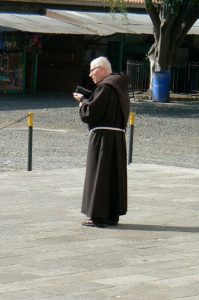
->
117 223 199 233
131 100 199 119
0 92 75 111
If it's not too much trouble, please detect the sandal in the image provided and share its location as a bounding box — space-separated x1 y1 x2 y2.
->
82 219 106 228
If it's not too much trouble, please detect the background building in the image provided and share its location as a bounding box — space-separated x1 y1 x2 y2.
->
0 0 199 94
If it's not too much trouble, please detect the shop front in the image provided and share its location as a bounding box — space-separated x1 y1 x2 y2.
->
0 32 26 94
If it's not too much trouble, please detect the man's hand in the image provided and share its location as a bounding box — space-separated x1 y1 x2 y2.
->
73 92 83 102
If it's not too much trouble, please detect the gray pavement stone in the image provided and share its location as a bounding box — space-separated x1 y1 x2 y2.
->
0 164 199 299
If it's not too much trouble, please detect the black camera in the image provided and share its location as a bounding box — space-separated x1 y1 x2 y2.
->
75 86 92 98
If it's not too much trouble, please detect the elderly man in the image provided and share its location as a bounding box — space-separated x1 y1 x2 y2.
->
73 56 130 227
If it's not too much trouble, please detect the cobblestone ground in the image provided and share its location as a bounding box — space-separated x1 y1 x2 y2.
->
0 93 198 172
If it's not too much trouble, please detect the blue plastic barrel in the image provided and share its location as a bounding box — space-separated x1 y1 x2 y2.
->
152 71 171 103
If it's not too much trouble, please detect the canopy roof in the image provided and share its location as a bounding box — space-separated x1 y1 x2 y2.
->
0 10 198 36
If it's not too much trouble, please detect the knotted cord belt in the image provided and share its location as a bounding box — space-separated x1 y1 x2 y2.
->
89 126 125 134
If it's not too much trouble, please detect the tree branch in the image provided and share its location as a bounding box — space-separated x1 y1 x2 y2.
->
144 1 160 40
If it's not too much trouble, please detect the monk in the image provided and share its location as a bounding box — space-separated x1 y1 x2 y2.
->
73 56 130 227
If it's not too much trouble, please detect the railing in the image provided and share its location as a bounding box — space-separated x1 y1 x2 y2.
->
127 60 199 94
127 60 150 92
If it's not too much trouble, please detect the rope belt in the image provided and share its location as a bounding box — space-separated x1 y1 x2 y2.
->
89 126 125 134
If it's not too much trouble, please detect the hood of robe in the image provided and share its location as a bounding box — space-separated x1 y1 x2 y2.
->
99 73 130 128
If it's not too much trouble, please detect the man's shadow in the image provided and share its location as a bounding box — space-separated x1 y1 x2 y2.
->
111 223 199 233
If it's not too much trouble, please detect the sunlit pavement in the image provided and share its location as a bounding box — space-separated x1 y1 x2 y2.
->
0 163 199 299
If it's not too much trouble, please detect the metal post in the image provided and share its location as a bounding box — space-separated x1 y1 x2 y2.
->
27 112 33 171
128 112 136 165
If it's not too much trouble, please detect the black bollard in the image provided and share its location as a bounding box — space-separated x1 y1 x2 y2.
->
128 112 136 165
27 112 33 171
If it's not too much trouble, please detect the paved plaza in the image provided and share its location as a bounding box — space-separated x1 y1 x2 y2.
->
0 163 199 299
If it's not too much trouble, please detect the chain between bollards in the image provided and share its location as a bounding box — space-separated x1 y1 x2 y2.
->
27 112 33 171
128 112 136 165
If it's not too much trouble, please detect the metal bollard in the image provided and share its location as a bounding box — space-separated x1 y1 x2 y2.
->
27 112 33 171
128 112 136 165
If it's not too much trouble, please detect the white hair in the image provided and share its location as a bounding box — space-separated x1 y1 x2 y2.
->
90 56 112 72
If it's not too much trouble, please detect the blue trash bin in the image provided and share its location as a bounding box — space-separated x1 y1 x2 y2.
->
152 71 171 103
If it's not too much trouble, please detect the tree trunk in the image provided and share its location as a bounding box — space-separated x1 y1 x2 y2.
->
145 0 199 102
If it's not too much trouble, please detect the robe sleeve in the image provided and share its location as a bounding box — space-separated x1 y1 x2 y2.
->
79 84 111 124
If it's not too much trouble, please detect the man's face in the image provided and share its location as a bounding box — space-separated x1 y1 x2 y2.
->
89 64 104 84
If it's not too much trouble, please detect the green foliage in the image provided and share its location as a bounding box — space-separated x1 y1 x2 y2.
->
145 0 199 18
145 0 153 6
145 0 199 8
103 0 127 14
103 0 128 22
105 0 199 11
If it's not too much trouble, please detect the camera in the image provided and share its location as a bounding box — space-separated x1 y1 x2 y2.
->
75 86 92 98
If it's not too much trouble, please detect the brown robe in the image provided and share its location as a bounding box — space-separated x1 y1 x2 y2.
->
79 73 130 221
